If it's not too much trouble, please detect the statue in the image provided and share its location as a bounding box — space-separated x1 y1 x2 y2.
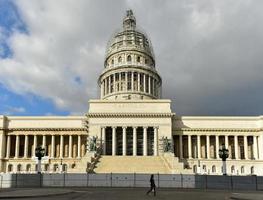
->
162 136 173 153
87 136 98 152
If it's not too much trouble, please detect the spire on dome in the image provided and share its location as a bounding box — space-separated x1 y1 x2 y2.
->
123 9 136 30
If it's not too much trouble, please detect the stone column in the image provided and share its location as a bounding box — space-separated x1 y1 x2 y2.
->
112 127 116 156
244 136 248 160
133 127 137 156
108 76 111 94
42 135 46 149
69 135 72 158
77 135 81 158
122 127 127 156
253 136 258 160
215 135 219 159
206 135 210 159
51 135 55 158
188 135 192 159
101 80 104 98
197 135 201 159
113 73 116 92
32 135 37 157
148 76 151 94
125 72 128 91
154 127 158 156
143 127 147 156
143 74 146 93
234 135 239 159
179 135 183 159
137 73 140 91
60 135 64 158
102 127 106 155
131 72 134 91
225 135 229 149
24 135 28 158
15 135 19 158
6 135 10 158
259 135 263 160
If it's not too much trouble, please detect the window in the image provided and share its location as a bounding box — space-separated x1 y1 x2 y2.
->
111 59 114 65
8 164 13 172
127 55 131 62
203 165 207 172
145 58 148 64
26 164 31 172
241 166 245 174
193 165 197 173
231 165 235 174
137 56 141 63
212 165 216 173
251 166 254 174
17 164 22 172
118 56 122 63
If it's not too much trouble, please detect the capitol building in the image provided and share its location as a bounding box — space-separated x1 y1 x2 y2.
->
0 10 262 175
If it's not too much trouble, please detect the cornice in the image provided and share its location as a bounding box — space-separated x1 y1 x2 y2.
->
87 113 174 118
173 128 263 132
1 128 86 131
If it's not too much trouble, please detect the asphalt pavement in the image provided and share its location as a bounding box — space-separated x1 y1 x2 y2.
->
0 187 262 200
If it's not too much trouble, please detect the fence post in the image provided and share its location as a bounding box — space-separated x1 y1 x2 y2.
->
158 173 159 188
134 173 136 188
230 175 233 190
63 173 66 187
255 175 258 191
110 173 112 187
15 173 17 188
39 173 42 188
87 172 89 187
180 173 184 188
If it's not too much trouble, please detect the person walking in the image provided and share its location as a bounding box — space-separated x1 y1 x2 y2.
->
146 174 156 196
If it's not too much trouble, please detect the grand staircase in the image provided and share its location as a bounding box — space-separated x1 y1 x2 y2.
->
93 156 171 174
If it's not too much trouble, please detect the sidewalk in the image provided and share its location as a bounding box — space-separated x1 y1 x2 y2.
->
0 188 74 199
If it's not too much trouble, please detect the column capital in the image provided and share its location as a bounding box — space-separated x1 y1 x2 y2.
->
133 126 137 129
112 126 117 129
122 126 127 129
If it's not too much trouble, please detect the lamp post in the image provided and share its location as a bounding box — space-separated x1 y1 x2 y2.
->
219 143 229 176
60 158 63 173
35 146 45 174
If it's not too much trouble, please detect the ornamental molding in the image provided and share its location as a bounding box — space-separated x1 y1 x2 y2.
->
87 113 174 118
1 128 86 131
173 128 263 132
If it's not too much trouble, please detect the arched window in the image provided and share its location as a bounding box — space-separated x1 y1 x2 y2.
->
118 56 122 63
203 165 207 172
145 58 148 64
137 56 141 63
232 166 235 173
251 166 254 175
193 165 197 173
62 164 67 172
212 165 216 173
17 164 22 172
127 55 131 62
45 164 49 172
241 166 245 174
26 164 31 172
111 59 114 65
54 164 59 172
8 164 13 172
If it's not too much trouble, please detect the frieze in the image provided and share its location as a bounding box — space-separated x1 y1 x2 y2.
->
87 113 174 118
173 128 262 132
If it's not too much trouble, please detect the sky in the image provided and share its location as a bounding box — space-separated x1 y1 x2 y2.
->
0 0 263 116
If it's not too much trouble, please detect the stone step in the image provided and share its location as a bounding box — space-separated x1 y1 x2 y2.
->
93 156 171 174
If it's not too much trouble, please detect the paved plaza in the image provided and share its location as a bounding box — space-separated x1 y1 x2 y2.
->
0 188 262 200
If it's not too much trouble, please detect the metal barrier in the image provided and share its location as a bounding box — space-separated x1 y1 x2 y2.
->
0 173 262 190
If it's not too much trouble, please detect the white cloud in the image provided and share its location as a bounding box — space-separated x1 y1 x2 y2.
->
0 0 263 115
3 106 26 115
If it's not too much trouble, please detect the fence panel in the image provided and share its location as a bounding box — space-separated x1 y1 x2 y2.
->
88 173 111 187
65 173 87 187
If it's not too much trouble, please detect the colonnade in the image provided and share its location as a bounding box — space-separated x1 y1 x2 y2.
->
174 135 259 160
101 71 161 98
101 126 158 156
5 134 85 159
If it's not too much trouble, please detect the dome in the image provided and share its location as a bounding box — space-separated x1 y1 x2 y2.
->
105 10 155 67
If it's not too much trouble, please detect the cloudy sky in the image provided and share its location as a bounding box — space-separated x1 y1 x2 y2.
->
0 0 263 116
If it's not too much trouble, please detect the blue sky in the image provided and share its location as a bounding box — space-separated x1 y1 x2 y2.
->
0 0 263 116
0 0 69 116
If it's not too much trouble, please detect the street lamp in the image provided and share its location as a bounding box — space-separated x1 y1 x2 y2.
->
219 143 229 176
35 146 45 174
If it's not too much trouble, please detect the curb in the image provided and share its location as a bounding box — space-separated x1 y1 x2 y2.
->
0 191 74 199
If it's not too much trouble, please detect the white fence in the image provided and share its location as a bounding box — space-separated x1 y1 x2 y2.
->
0 173 262 190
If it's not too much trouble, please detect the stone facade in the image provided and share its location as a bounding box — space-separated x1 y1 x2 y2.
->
0 10 262 175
